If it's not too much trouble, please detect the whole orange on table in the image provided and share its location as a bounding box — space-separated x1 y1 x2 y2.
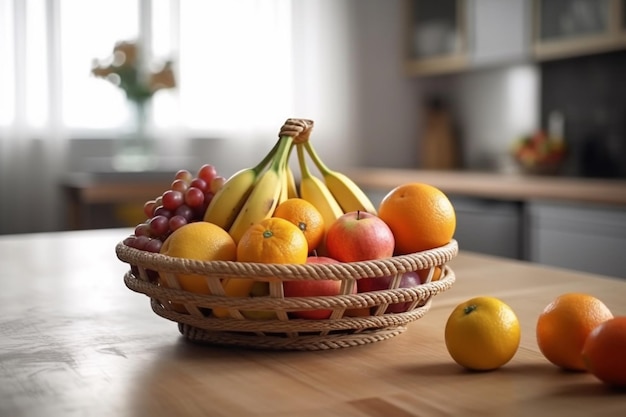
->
536 293 613 371
582 316 626 388
445 296 521 371
378 182 456 254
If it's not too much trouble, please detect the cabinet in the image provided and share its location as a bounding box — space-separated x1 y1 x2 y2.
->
527 201 626 278
404 0 530 76
533 0 626 60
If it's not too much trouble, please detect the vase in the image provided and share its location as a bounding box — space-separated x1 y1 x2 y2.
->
112 100 157 171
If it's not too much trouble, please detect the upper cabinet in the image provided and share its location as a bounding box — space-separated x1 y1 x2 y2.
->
404 0 469 75
404 0 531 76
533 0 626 60
404 0 626 76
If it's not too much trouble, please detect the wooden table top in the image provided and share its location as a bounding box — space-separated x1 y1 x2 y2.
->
1 229 625 417
347 168 626 206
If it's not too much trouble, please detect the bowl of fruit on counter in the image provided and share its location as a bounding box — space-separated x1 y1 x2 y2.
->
116 118 458 351
512 130 566 176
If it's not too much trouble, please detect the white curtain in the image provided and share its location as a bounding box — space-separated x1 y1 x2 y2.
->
0 0 294 234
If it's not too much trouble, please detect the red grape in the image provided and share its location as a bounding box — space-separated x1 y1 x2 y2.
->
197 164 217 183
169 215 188 232
162 190 184 210
144 238 163 253
133 235 151 250
124 163 223 251
149 215 169 236
174 169 193 183
143 200 157 218
175 205 195 221
189 178 208 192
171 179 189 192
210 176 226 193
153 205 173 218
134 223 151 237
184 187 205 207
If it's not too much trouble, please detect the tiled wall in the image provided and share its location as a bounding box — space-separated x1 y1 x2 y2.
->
540 50 626 178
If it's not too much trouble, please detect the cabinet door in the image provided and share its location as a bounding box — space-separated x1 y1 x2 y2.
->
470 0 531 66
450 196 523 259
533 0 626 60
527 201 626 279
404 0 469 75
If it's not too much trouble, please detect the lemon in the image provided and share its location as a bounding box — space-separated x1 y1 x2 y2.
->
445 296 521 371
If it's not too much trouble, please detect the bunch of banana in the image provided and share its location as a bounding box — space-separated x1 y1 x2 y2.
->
298 141 377 216
204 134 294 244
203 139 281 231
296 142 343 232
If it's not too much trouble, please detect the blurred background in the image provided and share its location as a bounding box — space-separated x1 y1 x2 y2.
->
0 0 625 275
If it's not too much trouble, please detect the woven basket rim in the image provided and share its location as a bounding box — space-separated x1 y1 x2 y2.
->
116 239 458 281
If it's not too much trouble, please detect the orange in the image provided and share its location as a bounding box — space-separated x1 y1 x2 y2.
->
582 316 626 387
536 293 613 371
159 222 237 313
378 182 456 254
273 198 325 253
445 296 520 371
237 217 309 264
159 222 237 294
213 217 309 319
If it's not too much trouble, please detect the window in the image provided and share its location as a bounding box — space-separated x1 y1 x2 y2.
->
0 0 294 137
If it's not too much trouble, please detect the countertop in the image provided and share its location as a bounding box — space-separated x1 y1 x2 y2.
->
1 228 625 417
347 168 626 206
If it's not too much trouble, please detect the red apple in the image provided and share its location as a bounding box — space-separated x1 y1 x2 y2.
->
357 271 423 314
283 256 355 320
325 211 395 262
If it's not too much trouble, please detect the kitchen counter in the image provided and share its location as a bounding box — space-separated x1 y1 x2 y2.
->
347 168 626 206
1 228 625 417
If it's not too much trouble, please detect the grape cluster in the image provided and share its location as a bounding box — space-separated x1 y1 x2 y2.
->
123 164 226 253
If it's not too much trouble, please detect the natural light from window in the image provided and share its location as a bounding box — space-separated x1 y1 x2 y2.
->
0 0 294 137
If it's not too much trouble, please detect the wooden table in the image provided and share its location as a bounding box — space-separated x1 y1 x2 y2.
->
1 229 625 417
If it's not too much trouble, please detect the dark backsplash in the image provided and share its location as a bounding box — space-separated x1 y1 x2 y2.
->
541 49 626 178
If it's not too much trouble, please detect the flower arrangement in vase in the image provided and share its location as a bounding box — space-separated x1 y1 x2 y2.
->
92 41 176 171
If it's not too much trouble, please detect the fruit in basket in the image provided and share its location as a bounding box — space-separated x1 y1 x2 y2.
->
203 139 283 231
302 141 377 215
378 183 455 255
536 293 613 371
212 217 308 319
582 316 626 388
296 143 343 239
325 211 395 262
284 256 355 320
125 164 224 253
273 198 325 254
158 222 236 301
445 296 520 371
228 136 295 244
357 272 421 314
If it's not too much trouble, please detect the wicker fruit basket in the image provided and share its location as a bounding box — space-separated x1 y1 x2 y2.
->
116 239 458 351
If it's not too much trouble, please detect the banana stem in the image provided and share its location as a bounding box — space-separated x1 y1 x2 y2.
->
271 136 294 172
303 141 332 176
253 138 283 175
296 143 313 179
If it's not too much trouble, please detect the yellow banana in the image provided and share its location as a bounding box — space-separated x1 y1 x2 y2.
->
303 141 377 215
228 136 293 244
296 143 343 231
286 163 299 199
203 139 280 230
